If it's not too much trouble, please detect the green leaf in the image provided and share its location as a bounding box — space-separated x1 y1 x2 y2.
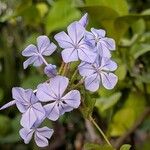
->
115 63 127 81
131 19 146 34
79 5 128 41
96 92 121 112
83 143 115 150
120 144 131 150
45 0 81 34
130 43 150 59
115 14 150 26
21 73 45 89
85 0 128 16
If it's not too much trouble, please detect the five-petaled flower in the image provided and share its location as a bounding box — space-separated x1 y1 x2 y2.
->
36 76 81 121
12 87 46 129
54 21 96 63
85 28 116 58
20 126 54 147
22 35 56 69
78 57 118 92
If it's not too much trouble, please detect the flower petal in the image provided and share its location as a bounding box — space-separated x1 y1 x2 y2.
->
36 127 54 139
34 131 49 147
0 100 16 111
100 57 117 71
101 72 118 89
97 42 111 58
32 103 46 126
37 83 57 102
19 128 34 144
62 90 81 108
78 13 88 27
54 31 73 49
21 107 37 128
85 73 101 92
12 87 30 112
23 56 37 69
78 62 95 77
49 76 69 97
102 37 116 50
78 46 96 63
67 21 85 44
37 36 56 56
91 28 106 38
22 44 37 57
44 103 59 121
61 48 78 63
58 103 73 115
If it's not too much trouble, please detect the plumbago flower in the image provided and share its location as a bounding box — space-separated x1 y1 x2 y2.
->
20 127 54 147
85 28 116 58
22 35 56 69
36 76 81 121
0 13 118 148
54 21 96 63
78 57 118 92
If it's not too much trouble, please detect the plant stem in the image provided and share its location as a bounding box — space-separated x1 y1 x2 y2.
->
58 62 65 74
89 115 113 147
70 69 78 83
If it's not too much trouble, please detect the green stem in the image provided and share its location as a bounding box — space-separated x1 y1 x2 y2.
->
89 115 113 147
70 69 78 83
58 62 65 74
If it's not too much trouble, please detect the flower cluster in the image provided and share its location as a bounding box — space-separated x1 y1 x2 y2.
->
0 13 118 147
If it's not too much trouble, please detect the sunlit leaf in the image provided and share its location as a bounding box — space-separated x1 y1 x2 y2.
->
45 0 81 34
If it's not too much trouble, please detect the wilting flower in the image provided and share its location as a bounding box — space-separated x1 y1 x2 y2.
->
78 13 88 27
22 36 56 69
12 87 45 129
85 28 116 58
54 21 96 63
44 64 57 78
78 57 118 92
36 76 81 121
20 126 54 147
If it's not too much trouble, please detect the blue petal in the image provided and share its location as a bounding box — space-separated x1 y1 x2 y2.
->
85 73 101 92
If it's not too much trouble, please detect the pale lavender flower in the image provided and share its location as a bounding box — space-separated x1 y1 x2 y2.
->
85 28 116 58
78 13 88 27
78 57 118 92
36 76 81 121
12 87 45 129
22 35 56 69
19 126 54 147
54 21 96 63
44 64 57 78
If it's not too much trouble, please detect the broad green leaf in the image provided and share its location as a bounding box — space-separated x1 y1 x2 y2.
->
120 144 131 150
83 143 115 150
85 0 128 15
131 19 146 34
45 0 81 34
96 92 121 112
79 6 128 41
109 108 135 136
124 92 146 118
130 43 150 59
115 14 150 26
